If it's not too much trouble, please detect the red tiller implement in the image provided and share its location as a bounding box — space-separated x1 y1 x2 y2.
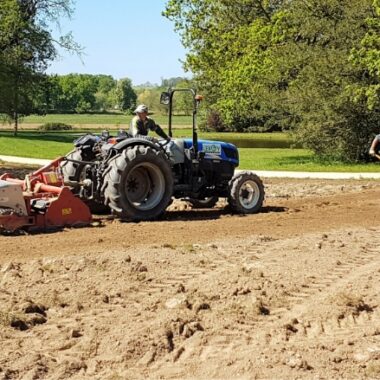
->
0 158 92 233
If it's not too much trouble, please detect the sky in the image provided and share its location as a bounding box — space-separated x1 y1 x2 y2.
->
47 0 188 85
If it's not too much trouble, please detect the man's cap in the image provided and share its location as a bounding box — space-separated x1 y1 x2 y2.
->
134 104 149 114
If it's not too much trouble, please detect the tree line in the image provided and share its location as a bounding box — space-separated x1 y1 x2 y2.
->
164 0 380 161
47 74 136 113
44 74 193 115
0 0 194 136
5 71 193 115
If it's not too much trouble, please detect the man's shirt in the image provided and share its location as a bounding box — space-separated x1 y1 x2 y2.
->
129 116 168 139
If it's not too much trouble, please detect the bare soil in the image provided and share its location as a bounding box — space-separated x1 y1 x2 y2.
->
0 172 379 379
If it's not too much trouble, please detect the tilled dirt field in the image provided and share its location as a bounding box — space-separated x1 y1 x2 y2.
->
0 172 379 379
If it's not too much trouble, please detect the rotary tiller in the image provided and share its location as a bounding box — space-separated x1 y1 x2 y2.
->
0 157 92 233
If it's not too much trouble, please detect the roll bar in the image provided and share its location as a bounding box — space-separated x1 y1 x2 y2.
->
160 88 203 156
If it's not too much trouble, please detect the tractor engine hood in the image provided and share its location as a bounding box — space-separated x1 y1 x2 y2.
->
183 139 239 165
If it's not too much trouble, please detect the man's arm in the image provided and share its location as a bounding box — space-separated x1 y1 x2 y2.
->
154 125 170 140
369 135 380 156
148 119 170 140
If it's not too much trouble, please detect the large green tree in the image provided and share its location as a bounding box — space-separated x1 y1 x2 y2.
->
94 75 116 111
165 0 380 161
0 0 78 134
276 0 380 160
172 79 195 116
112 78 137 112
164 1 284 131
49 74 98 113
349 0 380 111
137 88 166 115
47 74 118 113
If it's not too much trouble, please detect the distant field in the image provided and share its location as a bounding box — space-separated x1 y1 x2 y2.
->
4 113 194 127
0 130 379 172
0 130 294 151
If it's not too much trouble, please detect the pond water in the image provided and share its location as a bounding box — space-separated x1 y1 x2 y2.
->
200 137 295 149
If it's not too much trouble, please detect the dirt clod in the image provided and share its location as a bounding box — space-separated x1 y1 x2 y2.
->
194 302 211 313
138 349 156 366
286 355 312 370
71 329 82 338
165 329 175 352
10 317 28 331
165 295 189 309
22 302 47 316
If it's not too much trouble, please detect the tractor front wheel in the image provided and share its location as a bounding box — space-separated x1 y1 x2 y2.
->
103 145 173 221
228 171 264 214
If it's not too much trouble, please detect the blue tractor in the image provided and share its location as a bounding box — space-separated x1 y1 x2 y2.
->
61 88 265 220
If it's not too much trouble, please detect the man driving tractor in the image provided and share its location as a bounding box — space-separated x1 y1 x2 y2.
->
129 104 170 140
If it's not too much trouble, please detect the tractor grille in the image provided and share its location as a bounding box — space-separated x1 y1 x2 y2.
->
223 147 239 161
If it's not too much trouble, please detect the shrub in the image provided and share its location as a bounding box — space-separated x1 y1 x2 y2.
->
38 122 73 131
200 110 227 132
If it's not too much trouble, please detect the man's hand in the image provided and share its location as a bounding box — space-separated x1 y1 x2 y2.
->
369 149 380 160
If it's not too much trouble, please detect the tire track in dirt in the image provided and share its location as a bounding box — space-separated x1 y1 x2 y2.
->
136 267 207 297
125 237 276 301
283 256 380 345
135 232 379 324
168 230 380 370
275 248 378 306
204 241 377 319
134 239 277 305
297 308 379 342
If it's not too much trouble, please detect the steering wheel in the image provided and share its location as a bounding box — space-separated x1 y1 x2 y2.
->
160 139 173 148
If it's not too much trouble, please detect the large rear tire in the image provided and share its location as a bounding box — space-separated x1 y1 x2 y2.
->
228 171 264 214
103 145 173 221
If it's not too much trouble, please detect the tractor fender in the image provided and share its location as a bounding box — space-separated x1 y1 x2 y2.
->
111 137 163 154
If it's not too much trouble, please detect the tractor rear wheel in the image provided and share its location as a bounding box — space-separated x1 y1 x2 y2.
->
103 145 173 221
228 171 264 214
188 196 218 209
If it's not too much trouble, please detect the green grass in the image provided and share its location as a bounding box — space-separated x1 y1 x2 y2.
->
174 130 293 148
0 130 379 172
15 113 194 126
0 132 74 159
239 148 380 172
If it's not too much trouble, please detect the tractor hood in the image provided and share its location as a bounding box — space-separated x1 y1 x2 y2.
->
183 139 239 165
